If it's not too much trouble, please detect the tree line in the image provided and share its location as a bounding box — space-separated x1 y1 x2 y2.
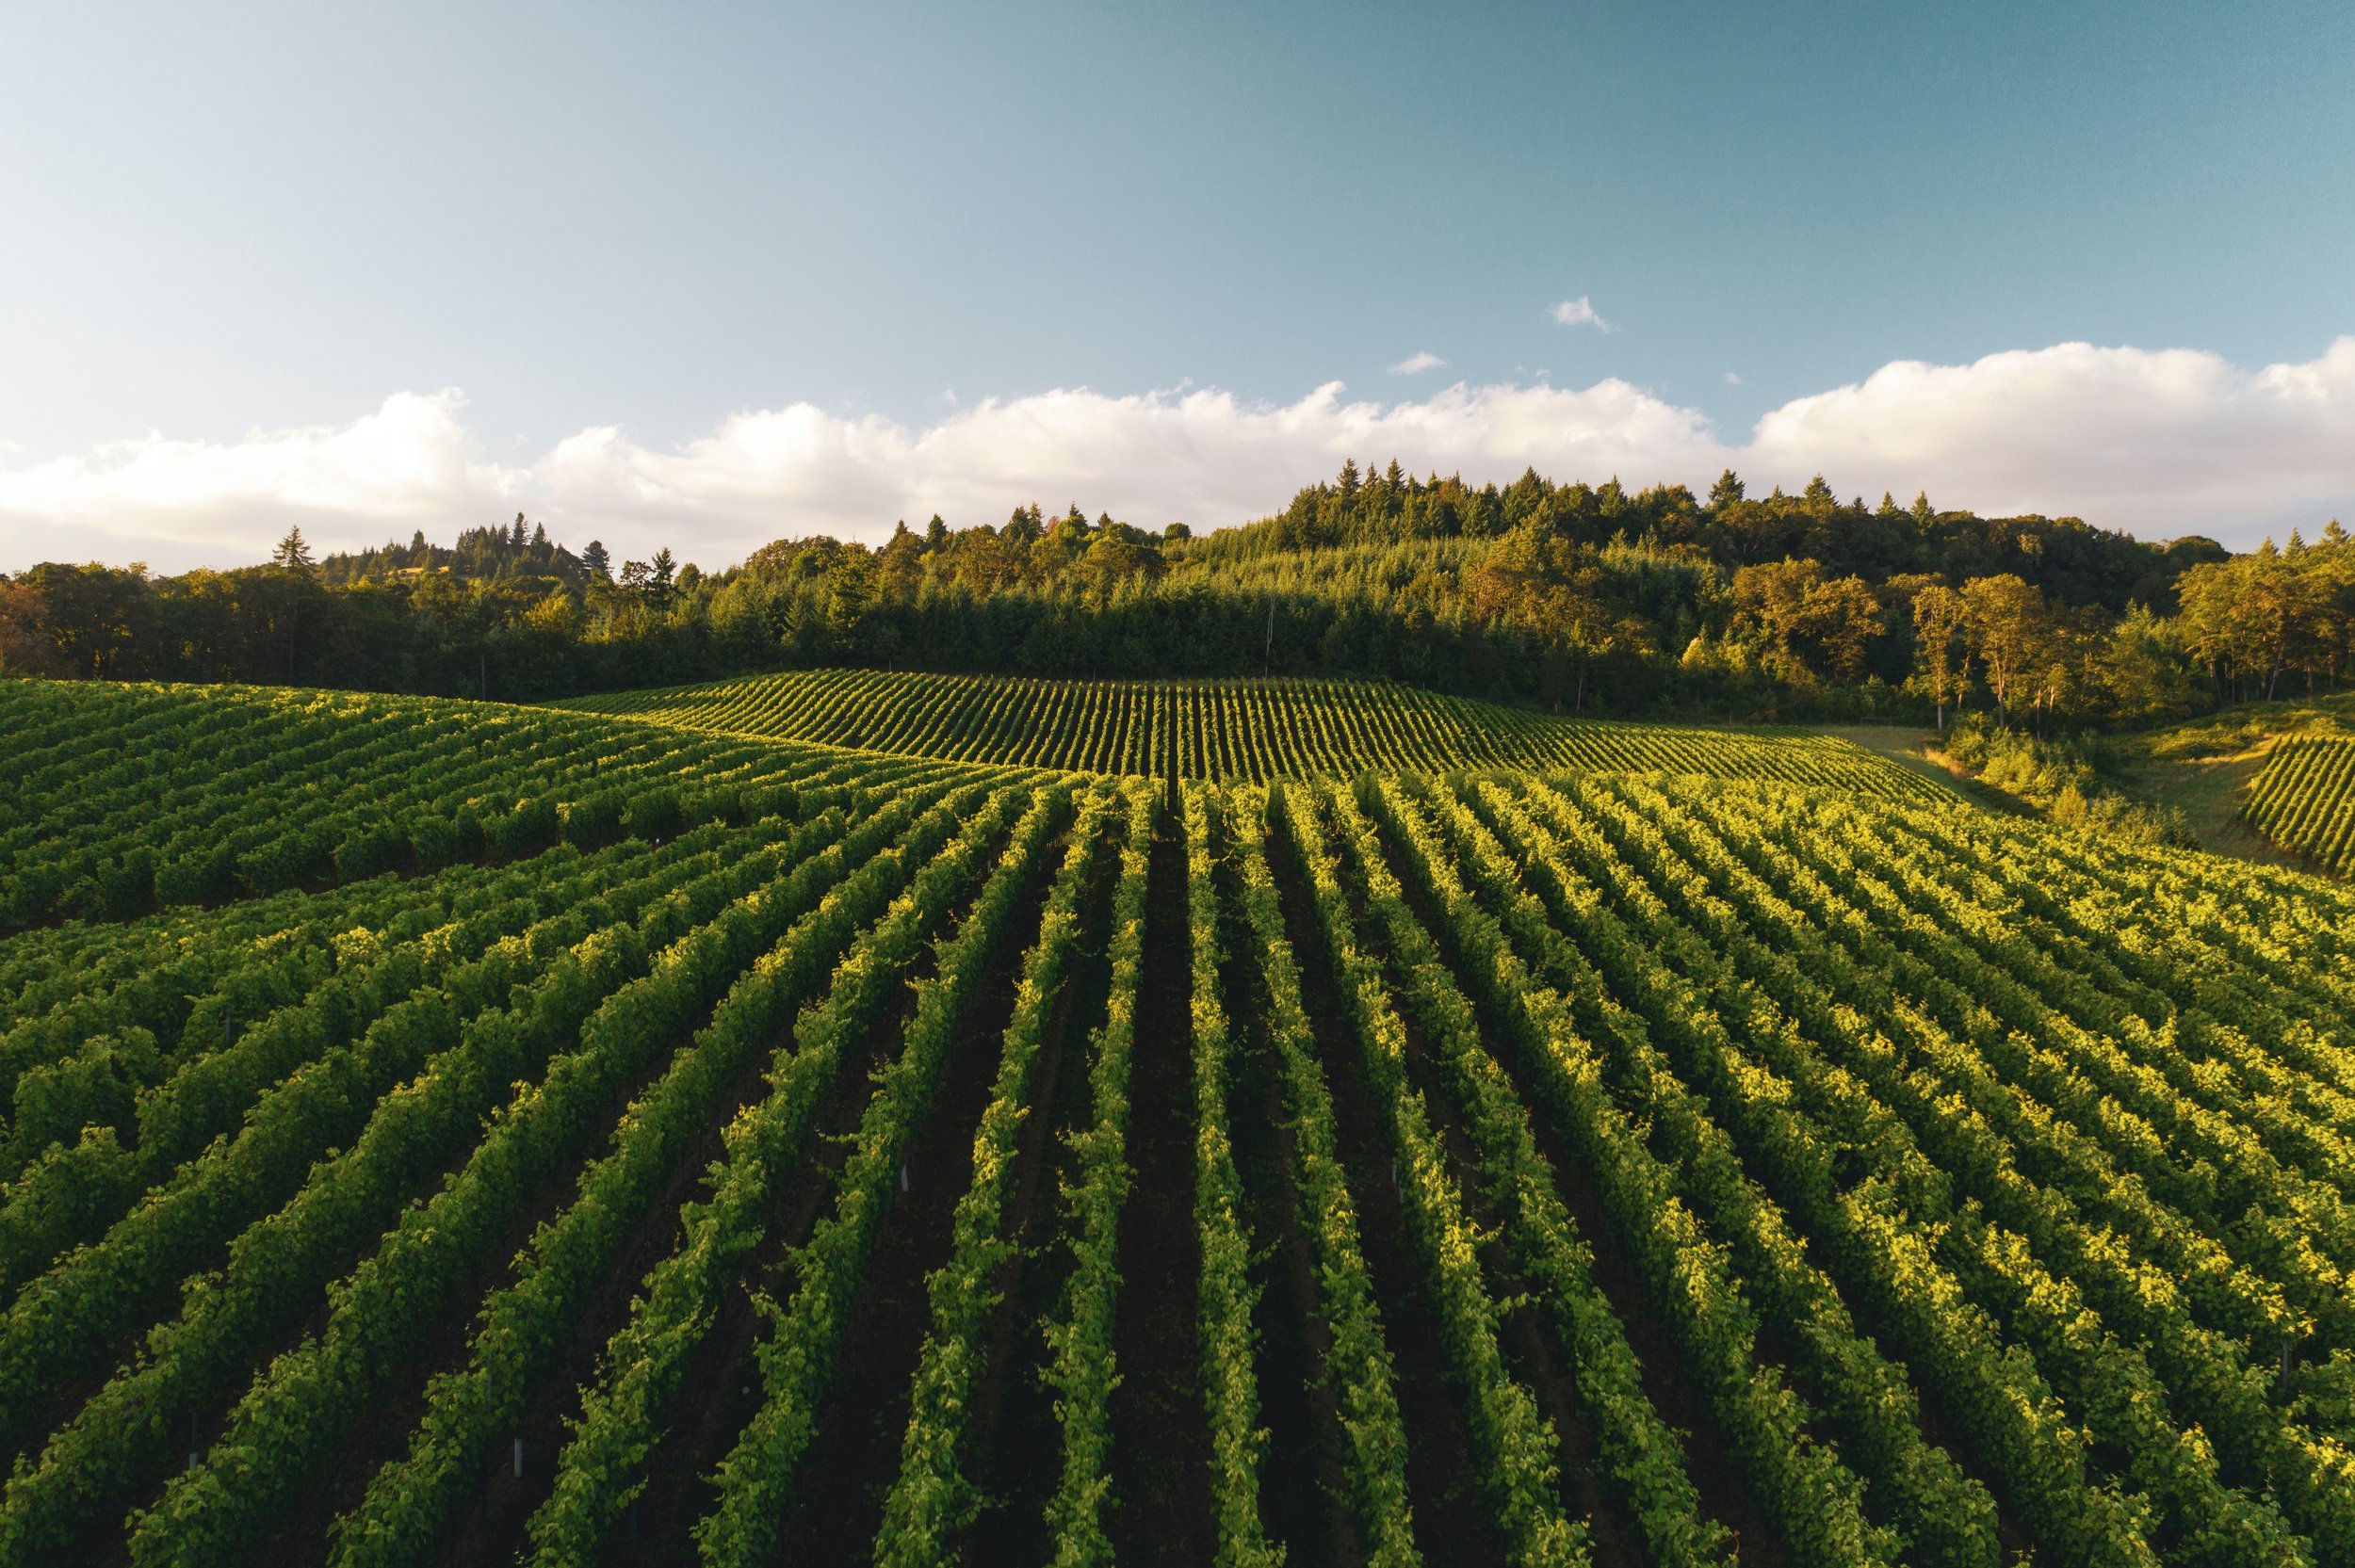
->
3 466 2347 728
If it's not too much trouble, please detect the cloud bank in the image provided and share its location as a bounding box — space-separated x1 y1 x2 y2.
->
4 339 2351 571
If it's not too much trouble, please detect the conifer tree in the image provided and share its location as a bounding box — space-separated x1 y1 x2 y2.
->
270 526 316 573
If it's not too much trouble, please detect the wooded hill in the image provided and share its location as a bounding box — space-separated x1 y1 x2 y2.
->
6 462 2345 726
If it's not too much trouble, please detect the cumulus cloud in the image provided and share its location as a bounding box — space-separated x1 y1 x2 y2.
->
0 380 1721 570
4 338 2352 570
1551 296 1611 331
1745 340 2355 533
1389 350 1446 375
0 392 520 567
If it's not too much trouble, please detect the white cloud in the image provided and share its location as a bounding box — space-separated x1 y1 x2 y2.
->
1551 296 1611 331
0 380 1721 570
0 391 521 569
4 338 2352 570
1744 340 2355 535
1389 350 1446 375
1723 371 1742 385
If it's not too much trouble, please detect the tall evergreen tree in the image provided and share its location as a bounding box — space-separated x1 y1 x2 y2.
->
270 526 316 574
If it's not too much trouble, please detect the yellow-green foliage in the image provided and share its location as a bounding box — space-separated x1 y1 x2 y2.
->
2244 735 2355 873
552 668 1932 793
8 678 2355 1568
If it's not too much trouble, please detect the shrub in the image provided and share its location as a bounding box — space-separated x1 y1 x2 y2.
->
334 821 409 883
624 787 686 843
560 790 625 851
486 797 559 859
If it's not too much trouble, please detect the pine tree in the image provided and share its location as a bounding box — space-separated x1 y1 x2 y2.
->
1708 469 1745 509
581 540 612 582
271 526 316 573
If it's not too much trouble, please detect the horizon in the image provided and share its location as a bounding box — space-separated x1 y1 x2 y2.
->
47 454 2267 585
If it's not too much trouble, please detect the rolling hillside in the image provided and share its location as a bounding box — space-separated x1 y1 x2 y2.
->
2088 694 2355 870
550 668 1934 797
2243 735 2355 874
1 678 2351 1567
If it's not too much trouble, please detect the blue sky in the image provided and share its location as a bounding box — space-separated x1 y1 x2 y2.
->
3 1 2351 569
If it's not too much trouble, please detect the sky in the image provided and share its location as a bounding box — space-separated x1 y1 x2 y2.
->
1 0 2350 572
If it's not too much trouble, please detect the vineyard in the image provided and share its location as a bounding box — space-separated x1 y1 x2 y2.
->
5 677 2355 1567
2243 735 2355 875
550 670 1927 796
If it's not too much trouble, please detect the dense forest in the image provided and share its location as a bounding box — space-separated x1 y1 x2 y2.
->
4 462 2348 726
